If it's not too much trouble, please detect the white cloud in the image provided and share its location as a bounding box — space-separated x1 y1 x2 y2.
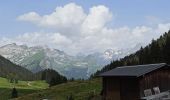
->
41 3 86 27
132 26 152 37
17 12 41 23
17 3 86 36
0 32 72 52
81 5 112 35
157 23 170 33
17 32 72 48
8 3 170 55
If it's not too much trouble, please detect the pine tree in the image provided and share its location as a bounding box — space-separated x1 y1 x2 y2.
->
49 77 56 87
67 94 74 100
11 88 18 98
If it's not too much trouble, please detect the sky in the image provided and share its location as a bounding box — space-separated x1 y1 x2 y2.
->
0 0 170 55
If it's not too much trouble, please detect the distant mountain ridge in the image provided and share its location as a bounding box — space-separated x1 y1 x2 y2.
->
0 43 141 79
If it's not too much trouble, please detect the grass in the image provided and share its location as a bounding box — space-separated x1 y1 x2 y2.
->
14 78 102 100
0 77 48 100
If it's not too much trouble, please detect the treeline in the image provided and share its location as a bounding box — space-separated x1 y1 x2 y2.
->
94 30 170 76
35 69 67 86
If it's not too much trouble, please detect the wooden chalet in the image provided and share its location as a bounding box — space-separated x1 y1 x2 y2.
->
99 63 170 100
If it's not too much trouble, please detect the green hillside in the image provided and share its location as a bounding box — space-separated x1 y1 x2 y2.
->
0 77 48 100
0 55 34 80
14 78 102 100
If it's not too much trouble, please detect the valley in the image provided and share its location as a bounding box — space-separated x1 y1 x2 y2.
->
0 1 169 100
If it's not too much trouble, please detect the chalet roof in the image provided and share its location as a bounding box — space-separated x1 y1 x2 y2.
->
100 63 167 77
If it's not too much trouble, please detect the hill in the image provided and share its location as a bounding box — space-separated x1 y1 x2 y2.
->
0 77 48 100
0 55 34 80
13 78 102 100
94 30 170 76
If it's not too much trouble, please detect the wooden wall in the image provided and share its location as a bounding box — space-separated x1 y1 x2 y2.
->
120 78 140 100
102 77 140 100
139 66 170 97
103 77 121 100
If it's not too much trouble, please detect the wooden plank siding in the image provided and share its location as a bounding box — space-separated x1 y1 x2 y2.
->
102 77 140 100
103 77 121 100
139 65 170 97
120 77 140 100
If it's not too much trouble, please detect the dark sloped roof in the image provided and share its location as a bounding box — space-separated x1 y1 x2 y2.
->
100 63 167 77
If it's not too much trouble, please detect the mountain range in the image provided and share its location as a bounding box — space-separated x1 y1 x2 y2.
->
0 43 141 79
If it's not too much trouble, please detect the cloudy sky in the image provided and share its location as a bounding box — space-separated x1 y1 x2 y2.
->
0 0 170 55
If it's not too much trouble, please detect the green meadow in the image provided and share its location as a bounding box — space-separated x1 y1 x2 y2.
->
0 77 48 100
14 78 102 100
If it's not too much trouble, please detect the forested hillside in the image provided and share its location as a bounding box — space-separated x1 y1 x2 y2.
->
94 30 170 76
35 69 67 86
0 55 34 80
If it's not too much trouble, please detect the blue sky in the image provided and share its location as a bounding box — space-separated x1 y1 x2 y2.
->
1 0 170 36
0 0 170 54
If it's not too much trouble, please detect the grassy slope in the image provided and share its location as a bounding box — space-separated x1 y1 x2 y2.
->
0 55 34 80
0 77 48 100
15 78 102 100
